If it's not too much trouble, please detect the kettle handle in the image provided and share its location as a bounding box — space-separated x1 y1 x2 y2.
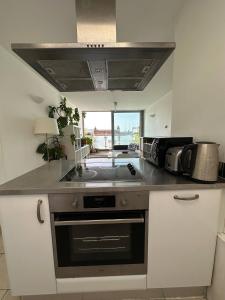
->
180 144 197 174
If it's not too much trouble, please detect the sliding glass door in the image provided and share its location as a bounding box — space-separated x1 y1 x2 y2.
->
83 112 112 150
83 111 144 150
112 111 144 147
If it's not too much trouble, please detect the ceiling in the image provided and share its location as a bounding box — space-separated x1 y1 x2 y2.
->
0 0 186 110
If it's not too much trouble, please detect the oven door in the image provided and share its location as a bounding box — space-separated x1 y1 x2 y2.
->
52 210 148 278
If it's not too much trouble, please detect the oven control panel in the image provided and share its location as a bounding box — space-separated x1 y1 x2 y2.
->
49 191 149 212
84 195 116 208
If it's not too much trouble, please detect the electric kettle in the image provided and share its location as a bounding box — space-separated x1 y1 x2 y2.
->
180 142 219 182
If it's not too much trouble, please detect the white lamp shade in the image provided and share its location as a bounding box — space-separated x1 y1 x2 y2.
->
34 117 59 135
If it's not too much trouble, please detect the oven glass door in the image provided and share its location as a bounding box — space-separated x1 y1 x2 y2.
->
54 211 145 268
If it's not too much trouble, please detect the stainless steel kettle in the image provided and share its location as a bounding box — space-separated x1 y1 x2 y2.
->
180 142 219 182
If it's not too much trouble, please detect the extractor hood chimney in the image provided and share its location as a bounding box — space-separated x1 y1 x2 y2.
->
11 0 175 92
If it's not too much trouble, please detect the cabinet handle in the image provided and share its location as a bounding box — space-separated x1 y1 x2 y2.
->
37 199 44 224
174 194 199 201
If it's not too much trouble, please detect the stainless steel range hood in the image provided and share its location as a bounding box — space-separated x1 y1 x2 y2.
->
11 0 175 92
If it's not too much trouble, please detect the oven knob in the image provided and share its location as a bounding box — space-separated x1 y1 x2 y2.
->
130 168 136 176
120 199 128 207
72 199 78 209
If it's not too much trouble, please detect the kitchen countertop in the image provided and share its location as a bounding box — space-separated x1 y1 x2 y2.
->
0 158 225 195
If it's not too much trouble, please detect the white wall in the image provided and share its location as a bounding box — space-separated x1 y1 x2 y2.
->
116 0 183 42
0 1 81 184
145 91 172 137
0 0 183 49
171 0 225 160
0 0 76 49
0 46 61 184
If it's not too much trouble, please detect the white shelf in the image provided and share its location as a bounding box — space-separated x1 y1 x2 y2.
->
62 125 81 138
62 125 90 162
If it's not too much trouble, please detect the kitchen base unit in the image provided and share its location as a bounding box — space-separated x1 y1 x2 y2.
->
147 189 222 288
57 275 146 294
0 195 56 296
0 188 223 296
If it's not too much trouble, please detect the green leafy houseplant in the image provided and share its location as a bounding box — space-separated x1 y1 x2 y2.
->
81 137 87 146
85 136 93 147
36 97 81 161
36 137 66 161
48 97 80 135
81 136 93 150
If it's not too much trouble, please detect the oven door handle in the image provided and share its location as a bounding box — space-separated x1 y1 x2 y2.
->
54 217 144 226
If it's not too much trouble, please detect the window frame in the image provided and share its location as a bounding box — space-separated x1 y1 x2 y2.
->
82 110 144 149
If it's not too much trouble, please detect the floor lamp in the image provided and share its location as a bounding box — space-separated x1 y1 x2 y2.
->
34 117 59 162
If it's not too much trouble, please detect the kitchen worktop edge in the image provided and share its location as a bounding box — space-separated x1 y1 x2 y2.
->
0 158 224 195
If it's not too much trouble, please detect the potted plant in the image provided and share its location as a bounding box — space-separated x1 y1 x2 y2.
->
36 97 81 161
36 137 66 161
81 136 93 150
86 136 96 153
48 96 80 135
81 137 87 146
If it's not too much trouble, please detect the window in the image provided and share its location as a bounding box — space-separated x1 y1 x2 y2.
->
83 111 144 150
112 111 143 146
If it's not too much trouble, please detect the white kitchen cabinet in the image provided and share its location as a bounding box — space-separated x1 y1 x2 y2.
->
0 195 56 296
147 189 221 288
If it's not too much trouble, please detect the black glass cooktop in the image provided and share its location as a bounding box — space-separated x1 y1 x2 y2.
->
60 162 143 182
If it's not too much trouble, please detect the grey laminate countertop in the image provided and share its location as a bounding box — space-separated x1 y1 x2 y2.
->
0 158 225 195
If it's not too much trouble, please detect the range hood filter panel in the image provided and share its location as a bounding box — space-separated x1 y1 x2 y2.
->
108 59 154 78
57 79 94 91
38 60 91 78
108 78 142 91
12 43 175 92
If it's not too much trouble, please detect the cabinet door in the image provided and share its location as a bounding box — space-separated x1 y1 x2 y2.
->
0 195 56 296
147 189 221 288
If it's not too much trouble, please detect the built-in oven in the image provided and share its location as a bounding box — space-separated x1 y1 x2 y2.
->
49 192 149 278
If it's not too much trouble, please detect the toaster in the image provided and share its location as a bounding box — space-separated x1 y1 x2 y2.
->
165 147 184 174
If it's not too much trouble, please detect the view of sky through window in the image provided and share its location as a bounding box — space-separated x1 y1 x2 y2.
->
83 111 141 149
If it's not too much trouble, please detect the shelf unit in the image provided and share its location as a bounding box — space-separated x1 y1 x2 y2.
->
62 125 90 163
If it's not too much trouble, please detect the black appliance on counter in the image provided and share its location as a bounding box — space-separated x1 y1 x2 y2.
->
144 137 193 168
140 137 154 152
49 191 149 278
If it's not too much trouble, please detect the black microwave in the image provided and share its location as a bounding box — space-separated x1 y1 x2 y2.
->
144 137 193 167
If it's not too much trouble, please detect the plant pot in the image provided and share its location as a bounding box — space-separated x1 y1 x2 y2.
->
81 139 87 147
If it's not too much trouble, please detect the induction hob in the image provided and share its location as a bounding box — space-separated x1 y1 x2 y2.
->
60 162 143 182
